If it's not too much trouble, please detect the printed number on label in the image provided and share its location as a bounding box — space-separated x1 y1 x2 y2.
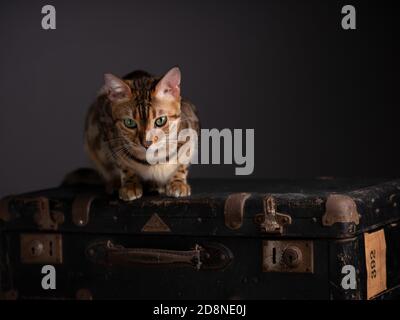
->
370 249 377 279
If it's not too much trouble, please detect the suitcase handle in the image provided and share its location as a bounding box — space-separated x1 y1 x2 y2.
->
86 240 233 271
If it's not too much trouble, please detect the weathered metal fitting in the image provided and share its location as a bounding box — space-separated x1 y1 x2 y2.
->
322 194 360 226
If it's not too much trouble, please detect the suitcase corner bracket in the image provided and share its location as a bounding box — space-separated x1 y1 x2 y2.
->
322 194 360 226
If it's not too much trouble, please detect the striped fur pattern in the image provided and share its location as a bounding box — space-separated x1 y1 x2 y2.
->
84 67 199 201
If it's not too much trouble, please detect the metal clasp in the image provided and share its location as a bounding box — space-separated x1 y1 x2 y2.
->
255 196 292 234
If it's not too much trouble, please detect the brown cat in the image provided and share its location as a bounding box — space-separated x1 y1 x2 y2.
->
84 67 199 201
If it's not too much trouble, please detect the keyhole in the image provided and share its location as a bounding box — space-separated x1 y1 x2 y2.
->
272 247 277 264
29 240 44 257
282 246 302 268
49 241 53 256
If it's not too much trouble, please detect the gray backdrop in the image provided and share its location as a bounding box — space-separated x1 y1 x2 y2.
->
0 0 398 197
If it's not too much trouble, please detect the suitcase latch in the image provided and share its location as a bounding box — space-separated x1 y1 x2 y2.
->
255 196 292 234
263 240 314 273
20 233 63 264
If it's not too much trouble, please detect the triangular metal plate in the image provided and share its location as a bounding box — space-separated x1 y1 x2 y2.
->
141 213 171 233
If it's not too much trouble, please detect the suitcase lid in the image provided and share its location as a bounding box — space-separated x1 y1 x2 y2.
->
1 178 400 239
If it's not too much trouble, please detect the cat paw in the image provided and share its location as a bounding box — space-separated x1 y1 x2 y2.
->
166 181 191 197
119 183 143 201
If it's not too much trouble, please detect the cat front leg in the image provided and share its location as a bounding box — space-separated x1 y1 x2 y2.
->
119 169 143 201
166 165 191 197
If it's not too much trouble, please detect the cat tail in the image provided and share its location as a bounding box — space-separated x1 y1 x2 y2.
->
61 167 104 187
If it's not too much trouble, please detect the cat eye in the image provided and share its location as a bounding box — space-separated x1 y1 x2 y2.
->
123 118 137 129
155 116 167 127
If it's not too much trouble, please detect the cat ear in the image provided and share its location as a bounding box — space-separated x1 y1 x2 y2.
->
103 73 132 103
155 67 181 100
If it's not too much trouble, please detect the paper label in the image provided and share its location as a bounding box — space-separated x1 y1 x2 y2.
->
364 229 387 299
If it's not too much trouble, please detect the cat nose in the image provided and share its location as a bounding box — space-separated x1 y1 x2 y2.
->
142 140 152 149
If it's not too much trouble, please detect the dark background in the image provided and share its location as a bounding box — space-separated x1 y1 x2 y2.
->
0 0 398 197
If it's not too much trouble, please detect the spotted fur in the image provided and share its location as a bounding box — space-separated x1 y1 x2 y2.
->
84 67 199 201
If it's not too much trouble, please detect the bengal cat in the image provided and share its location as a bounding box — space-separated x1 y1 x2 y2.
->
84 67 199 201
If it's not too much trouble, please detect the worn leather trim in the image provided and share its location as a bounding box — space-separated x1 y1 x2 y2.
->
72 194 97 227
224 193 251 230
86 241 233 271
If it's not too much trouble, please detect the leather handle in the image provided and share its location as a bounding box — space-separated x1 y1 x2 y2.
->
86 240 233 271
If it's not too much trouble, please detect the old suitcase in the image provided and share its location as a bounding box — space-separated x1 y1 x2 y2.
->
0 178 399 300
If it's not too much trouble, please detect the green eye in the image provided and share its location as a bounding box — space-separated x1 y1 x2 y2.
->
123 118 137 129
155 116 167 127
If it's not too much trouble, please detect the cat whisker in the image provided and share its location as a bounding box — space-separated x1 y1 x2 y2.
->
103 144 134 161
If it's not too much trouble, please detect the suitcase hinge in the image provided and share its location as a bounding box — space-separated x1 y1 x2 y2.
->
255 196 292 234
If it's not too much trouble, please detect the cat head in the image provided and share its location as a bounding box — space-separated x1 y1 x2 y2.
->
102 67 182 161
